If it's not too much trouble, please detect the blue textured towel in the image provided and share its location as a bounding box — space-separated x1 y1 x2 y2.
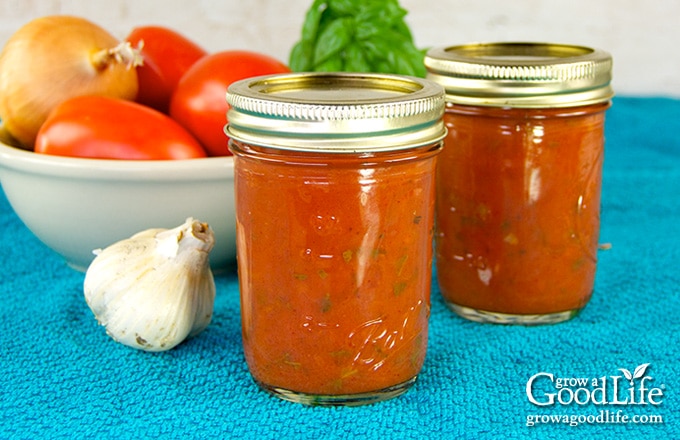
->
1 97 678 439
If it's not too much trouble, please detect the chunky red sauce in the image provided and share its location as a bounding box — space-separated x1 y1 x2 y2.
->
232 141 440 396
436 103 609 317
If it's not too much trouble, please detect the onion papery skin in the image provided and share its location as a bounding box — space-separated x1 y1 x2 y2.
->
0 15 139 148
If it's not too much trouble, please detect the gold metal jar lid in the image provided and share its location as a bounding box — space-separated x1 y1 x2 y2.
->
424 42 614 108
225 72 446 153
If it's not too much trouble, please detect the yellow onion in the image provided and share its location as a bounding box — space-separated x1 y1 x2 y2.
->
0 15 141 149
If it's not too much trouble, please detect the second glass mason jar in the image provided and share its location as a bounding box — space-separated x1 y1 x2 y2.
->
425 43 614 325
225 73 446 405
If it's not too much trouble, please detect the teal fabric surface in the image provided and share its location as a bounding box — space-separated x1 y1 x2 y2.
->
1 97 678 439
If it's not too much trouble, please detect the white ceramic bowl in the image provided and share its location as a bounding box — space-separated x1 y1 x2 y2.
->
0 141 235 272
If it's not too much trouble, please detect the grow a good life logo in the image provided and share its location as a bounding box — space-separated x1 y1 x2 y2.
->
525 363 666 427
527 363 664 406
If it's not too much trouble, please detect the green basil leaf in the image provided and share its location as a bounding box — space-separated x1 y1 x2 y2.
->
354 8 385 40
372 60 393 74
383 0 409 24
408 56 427 78
354 22 378 41
355 6 397 34
393 54 417 77
290 0 425 76
315 55 345 72
313 17 353 67
361 37 391 62
369 1 408 31
404 46 427 78
389 31 427 77
301 0 328 42
289 41 314 72
327 0 356 16
392 18 414 41
344 42 372 72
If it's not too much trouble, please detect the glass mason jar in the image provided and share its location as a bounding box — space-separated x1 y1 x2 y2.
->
425 43 614 325
225 73 446 405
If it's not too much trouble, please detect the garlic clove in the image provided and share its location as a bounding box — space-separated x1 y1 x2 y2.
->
84 218 216 352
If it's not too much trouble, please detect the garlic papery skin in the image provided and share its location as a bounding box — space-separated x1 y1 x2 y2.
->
83 218 216 352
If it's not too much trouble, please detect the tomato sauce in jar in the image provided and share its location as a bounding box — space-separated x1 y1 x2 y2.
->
425 43 613 324
225 73 446 405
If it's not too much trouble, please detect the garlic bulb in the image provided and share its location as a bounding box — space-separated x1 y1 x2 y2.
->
84 218 216 352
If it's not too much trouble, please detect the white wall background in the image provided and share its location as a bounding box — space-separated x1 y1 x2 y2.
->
1 0 678 97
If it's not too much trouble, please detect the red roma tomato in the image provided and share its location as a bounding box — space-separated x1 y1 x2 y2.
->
35 95 207 160
126 26 207 113
169 50 290 157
